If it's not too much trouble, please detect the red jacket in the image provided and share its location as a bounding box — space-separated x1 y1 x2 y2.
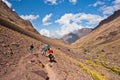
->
49 49 53 54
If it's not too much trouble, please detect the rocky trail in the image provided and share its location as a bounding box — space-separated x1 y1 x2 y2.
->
0 25 93 80
0 50 59 80
45 63 59 80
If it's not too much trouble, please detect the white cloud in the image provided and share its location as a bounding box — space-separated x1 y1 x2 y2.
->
20 14 39 21
42 13 53 26
39 29 50 37
100 6 114 15
79 13 105 25
55 13 105 38
89 1 104 7
12 9 15 11
39 13 105 39
56 13 105 26
100 0 120 15
44 0 78 5
93 1 105 7
39 29 62 38
113 0 120 4
44 0 63 5
2 0 12 8
55 13 81 36
69 0 77 4
44 0 57 5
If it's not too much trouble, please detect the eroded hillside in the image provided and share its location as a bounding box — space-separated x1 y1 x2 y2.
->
0 21 95 80
72 10 120 80
0 1 120 80
0 0 39 34
0 1 97 80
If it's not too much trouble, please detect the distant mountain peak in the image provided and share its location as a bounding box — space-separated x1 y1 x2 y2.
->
61 28 92 44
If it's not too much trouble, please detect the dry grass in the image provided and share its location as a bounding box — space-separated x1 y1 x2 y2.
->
55 49 106 80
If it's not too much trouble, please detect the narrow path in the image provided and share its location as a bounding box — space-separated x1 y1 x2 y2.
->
45 63 59 80
1 50 60 80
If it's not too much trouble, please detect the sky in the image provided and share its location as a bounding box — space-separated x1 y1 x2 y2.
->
2 0 120 38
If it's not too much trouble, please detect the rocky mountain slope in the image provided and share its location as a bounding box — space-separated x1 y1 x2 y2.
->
0 25 94 80
61 28 92 44
0 1 120 80
0 1 70 50
0 1 94 80
72 10 120 80
0 0 39 34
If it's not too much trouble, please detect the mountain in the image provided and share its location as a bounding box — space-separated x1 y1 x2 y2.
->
0 1 68 49
72 10 120 80
61 32 79 44
1 1 120 80
0 1 95 80
0 1 39 34
61 28 92 44
77 28 92 37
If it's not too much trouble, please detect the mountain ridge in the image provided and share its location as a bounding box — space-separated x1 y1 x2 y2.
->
0 1 39 34
94 10 120 30
0 1 120 80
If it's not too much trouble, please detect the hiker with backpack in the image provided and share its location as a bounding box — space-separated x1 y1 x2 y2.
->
48 48 56 63
30 44 34 53
41 44 50 56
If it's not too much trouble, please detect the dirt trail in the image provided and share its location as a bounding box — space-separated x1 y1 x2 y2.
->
45 63 59 80
1 49 61 80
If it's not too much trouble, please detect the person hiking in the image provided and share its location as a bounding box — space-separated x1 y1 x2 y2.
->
48 48 56 63
41 44 50 56
30 44 34 53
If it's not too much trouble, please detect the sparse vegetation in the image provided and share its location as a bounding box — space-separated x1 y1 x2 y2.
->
101 61 120 75
78 61 106 80
85 53 120 76
1 1 120 79
59 52 107 80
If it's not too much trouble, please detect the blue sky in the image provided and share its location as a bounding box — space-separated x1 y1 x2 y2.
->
2 0 120 38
